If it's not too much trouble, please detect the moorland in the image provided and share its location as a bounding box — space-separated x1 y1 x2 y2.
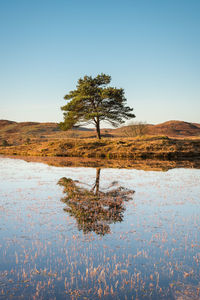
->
0 119 200 160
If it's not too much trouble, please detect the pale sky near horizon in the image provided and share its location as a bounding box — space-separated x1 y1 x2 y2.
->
0 0 199 125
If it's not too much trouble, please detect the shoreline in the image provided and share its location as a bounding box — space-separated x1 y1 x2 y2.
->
1 154 200 171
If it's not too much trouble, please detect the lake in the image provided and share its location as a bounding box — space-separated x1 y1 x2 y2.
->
0 156 200 299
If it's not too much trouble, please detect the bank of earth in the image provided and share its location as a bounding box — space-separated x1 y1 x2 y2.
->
0 136 200 160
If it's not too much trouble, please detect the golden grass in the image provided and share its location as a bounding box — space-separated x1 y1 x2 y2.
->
0 136 200 160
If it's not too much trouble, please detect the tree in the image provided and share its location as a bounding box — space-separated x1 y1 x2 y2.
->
60 74 135 139
123 121 147 137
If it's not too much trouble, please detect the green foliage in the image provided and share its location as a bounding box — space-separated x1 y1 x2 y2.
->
60 74 135 139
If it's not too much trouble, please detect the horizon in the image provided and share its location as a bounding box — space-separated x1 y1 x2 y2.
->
1 118 199 127
0 0 200 124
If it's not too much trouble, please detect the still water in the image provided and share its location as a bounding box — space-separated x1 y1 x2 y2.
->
0 156 200 299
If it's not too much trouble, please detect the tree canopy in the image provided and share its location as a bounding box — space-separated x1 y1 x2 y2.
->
60 73 135 139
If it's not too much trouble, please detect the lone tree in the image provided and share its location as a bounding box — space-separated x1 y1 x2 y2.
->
60 73 135 139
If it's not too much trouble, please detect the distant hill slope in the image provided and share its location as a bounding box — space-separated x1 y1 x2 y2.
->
0 120 58 134
146 120 200 137
0 120 95 144
112 120 200 137
0 120 200 145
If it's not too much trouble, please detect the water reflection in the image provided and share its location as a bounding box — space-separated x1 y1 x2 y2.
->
58 168 135 235
3 155 200 170
1 157 200 299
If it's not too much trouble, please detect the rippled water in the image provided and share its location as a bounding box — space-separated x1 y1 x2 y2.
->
0 156 200 299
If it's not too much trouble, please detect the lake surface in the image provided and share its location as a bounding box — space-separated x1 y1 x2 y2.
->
0 156 200 299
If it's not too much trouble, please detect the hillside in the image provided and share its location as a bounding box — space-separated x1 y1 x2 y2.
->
0 120 67 145
147 120 200 137
0 120 200 146
114 120 200 138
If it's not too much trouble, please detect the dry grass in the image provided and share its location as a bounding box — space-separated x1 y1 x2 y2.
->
0 136 200 160
1 120 200 147
1 120 200 160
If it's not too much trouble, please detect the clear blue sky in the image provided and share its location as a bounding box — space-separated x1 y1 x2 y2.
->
0 0 199 125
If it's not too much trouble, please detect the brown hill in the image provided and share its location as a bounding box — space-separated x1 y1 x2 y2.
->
113 120 200 138
0 120 97 145
146 120 200 137
193 123 200 129
0 120 17 127
0 119 200 146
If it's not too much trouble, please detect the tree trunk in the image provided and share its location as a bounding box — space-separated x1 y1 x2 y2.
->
96 118 101 139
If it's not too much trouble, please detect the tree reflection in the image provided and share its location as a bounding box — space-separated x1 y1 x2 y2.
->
58 168 135 235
